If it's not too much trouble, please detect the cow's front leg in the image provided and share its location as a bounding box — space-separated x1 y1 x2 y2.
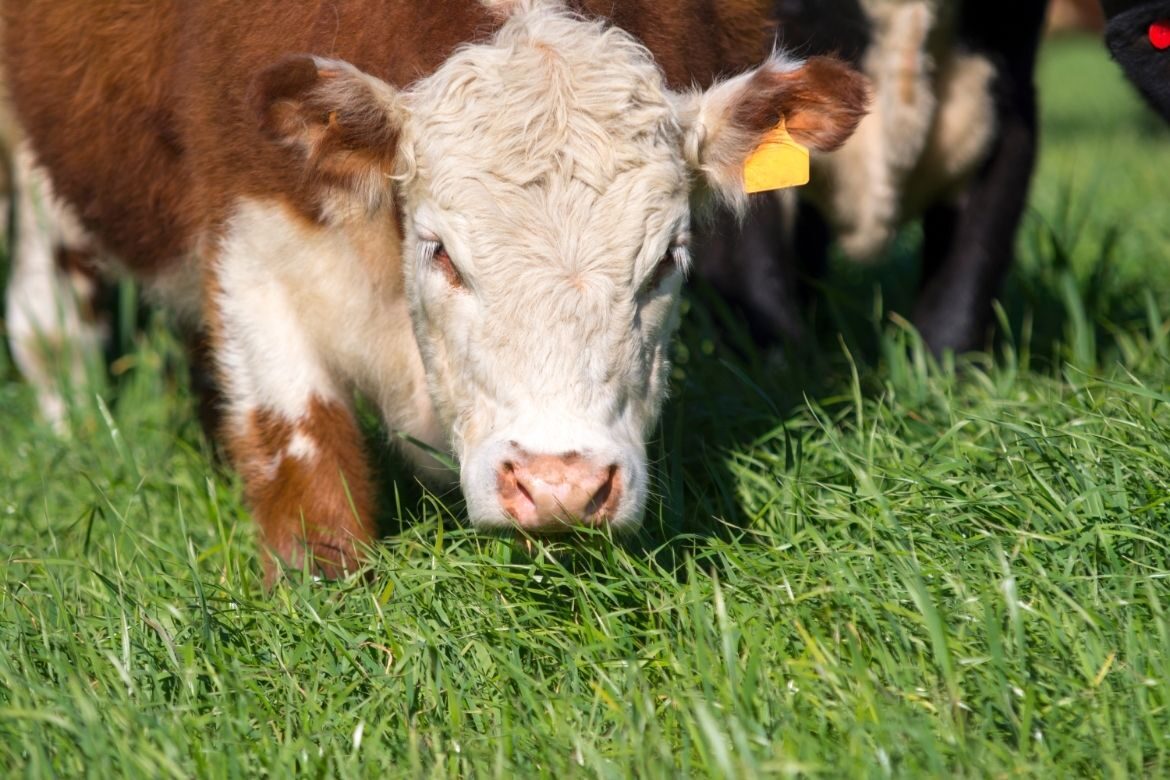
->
208 253 376 583
229 395 375 582
692 193 828 348
914 112 1037 355
912 7 1045 355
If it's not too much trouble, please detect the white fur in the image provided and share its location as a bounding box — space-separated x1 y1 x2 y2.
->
214 203 342 425
286 430 319 462
395 6 698 528
214 198 447 477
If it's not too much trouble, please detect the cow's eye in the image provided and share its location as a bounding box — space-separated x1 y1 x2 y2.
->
642 244 687 296
648 250 676 290
430 243 464 289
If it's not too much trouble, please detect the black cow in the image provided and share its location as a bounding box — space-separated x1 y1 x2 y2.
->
1103 0 1170 120
695 0 1049 356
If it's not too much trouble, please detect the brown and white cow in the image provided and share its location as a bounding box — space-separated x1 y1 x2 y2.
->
3 0 867 579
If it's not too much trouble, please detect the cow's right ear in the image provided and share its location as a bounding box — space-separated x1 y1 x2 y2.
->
253 56 407 205
679 54 870 214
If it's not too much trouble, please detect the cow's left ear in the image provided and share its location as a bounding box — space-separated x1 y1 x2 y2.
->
252 55 408 207
679 55 870 211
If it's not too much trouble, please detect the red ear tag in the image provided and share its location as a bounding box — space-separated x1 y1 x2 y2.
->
1149 21 1170 50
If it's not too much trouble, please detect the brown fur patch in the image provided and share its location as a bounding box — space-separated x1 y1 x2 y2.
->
227 397 376 584
576 0 773 86
253 56 402 195
2 1 190 274
734 56 871 153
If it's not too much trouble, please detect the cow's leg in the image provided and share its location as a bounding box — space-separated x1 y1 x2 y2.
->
208 246 376 583
692 193 828 347
5 142 105 430
912 6 1045 355
185 327 226 454
228 392 376 583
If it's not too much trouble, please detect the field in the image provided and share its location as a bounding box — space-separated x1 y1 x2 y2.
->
3 37 1170 777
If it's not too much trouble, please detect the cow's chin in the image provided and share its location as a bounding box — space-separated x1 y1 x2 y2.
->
458 431 648 538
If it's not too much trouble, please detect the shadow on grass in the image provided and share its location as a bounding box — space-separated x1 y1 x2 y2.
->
640 173 1170 567
346 174 1166 584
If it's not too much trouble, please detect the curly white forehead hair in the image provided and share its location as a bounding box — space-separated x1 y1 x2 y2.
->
404 3 678 196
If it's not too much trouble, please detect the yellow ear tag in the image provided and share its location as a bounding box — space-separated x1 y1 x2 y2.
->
742 120 810 194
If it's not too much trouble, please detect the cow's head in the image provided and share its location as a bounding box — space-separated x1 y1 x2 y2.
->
255 1 867 535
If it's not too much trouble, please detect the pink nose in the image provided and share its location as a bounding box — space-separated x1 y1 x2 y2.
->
497 451 622 532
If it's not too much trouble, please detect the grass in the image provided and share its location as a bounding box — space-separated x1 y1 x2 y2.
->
3 37 1170 777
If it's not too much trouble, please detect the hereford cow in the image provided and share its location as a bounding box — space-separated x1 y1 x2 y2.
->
1102 0 1170 121
3 0 868 578
695 0 1048 355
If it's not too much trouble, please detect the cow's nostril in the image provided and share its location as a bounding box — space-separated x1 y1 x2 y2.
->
514 475 535 506
584 464 620 518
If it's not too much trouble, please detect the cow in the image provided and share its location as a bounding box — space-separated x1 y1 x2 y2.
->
694 0 1048 356
1102 0 1170 122
3 0 869 580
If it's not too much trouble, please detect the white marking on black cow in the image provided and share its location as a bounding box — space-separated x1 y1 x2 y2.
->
809 0 997 260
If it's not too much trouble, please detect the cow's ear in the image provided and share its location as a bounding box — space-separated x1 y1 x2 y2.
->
253 56 407 206
680 55 870 212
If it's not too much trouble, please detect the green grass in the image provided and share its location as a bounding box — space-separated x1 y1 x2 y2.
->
3 37 1170 777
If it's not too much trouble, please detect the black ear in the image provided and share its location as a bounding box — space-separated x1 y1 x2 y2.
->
252 55 407 196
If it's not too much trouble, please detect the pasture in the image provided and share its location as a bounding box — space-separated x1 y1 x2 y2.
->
2 36 1169 777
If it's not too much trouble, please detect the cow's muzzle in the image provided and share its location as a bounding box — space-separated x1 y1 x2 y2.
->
495 448 623 532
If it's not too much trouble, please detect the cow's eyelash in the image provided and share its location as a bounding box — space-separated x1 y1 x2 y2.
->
421 240 465 289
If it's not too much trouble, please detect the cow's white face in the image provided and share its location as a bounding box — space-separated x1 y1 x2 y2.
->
256 3 868 534
397 14 692 531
